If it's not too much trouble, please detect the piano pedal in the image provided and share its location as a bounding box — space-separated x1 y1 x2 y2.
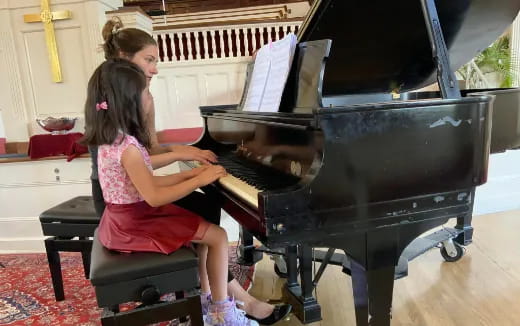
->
237 247 263 266
270 255 288 278
266 298 285 304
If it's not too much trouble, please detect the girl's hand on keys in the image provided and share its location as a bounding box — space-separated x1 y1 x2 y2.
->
196 165 227 186
171 145 217 164
189 165 210 176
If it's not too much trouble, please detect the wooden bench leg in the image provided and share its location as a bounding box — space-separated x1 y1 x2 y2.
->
100 296 202 326
187 290 204 326
175 291 187 323
44 238 65 301
79 237 92 279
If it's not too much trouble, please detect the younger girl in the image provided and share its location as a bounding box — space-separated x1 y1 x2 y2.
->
82 58 258 326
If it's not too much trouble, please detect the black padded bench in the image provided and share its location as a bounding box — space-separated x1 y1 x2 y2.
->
39 196 100 301
90 231 203 326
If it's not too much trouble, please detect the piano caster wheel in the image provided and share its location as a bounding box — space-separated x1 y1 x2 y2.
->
440 241 464 262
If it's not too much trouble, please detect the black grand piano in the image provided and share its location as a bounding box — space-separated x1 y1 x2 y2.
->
182 0 520 325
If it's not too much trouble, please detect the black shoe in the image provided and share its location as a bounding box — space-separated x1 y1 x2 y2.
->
246 304 292 325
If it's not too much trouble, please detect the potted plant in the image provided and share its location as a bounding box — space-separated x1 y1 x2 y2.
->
457 34 517 89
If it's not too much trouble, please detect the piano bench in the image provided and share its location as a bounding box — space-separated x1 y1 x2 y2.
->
90 231 203 326
39 196 100 301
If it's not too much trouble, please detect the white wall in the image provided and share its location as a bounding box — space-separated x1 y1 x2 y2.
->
0 42 252 253
0 0 122 142
474 150 520 215
0 158 92 253
151 58 249 131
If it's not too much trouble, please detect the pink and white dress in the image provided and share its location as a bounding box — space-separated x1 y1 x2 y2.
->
97 134 206 254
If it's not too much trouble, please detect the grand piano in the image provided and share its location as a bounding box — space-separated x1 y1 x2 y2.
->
182 0 520 325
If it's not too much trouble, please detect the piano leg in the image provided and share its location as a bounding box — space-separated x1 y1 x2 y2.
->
237 226 263 266
286 245 298 287
282 244 322 323
454 188 475 245
350 259 395 326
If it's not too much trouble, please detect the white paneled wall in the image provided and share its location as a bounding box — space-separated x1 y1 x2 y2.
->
0 158 91 253
151 58 249 131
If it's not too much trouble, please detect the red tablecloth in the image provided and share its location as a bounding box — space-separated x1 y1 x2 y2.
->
28 133 88 161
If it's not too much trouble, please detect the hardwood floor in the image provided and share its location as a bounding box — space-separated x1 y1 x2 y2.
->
248 209 520 325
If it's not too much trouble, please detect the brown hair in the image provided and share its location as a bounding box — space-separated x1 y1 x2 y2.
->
81 58 151 150
101 17 157 60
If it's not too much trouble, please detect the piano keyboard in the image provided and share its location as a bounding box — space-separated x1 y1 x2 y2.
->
186 152 300 209
186 160 260 208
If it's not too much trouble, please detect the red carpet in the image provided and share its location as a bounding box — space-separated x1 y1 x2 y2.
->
0 246 254 325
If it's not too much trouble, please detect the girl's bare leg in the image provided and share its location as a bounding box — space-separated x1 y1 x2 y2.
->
192 223 228 302
196 244 210 294
228 279 274 318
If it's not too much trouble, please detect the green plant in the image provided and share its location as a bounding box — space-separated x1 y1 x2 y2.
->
458 35 517 88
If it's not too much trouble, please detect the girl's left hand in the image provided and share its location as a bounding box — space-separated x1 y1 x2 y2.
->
170 145 217 164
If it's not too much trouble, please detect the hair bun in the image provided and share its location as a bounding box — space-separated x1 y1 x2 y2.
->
112 18 123 34
102 17 124 42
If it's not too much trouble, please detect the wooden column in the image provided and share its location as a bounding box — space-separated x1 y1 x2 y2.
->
0 5 27 141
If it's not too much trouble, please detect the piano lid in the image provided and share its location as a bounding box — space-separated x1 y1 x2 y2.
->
298 0 520 95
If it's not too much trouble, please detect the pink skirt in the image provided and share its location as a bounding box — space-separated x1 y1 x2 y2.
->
98 201 208 254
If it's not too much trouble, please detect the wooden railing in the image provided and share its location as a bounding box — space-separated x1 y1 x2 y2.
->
152 4 290 27
153 20 302 62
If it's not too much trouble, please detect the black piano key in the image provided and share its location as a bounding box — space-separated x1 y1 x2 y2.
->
215 152 300 191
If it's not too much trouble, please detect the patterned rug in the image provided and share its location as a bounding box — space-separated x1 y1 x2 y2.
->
0 245 254 326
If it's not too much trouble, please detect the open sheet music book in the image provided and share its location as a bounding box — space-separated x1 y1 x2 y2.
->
242 33 298 112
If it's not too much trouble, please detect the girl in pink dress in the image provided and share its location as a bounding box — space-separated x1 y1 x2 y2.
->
81 58 258 326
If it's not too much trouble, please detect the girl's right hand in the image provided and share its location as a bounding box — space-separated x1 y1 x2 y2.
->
196 165 227 186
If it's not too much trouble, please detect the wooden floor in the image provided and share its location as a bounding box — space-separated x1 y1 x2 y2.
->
248 209 520 326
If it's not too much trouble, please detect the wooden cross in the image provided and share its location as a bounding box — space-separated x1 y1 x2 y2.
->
24 0 72 83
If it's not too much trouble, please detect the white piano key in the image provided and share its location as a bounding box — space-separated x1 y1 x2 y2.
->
187 161 259 208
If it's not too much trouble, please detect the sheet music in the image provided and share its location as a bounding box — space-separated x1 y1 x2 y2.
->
259 34 297 112
242 46 271 111
242 33 297 112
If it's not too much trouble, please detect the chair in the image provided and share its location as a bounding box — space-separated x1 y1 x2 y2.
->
90 231 203 326
39 196 100 301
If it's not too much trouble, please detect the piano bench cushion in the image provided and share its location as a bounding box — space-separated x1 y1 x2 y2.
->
39 196 99 224
90 231 198 287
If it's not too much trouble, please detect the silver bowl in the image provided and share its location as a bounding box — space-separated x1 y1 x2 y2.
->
36 117 77 133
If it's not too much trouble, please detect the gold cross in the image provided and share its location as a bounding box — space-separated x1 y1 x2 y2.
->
24 0 72 83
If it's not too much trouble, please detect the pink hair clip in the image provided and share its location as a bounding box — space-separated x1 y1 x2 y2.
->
96 101 108 111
